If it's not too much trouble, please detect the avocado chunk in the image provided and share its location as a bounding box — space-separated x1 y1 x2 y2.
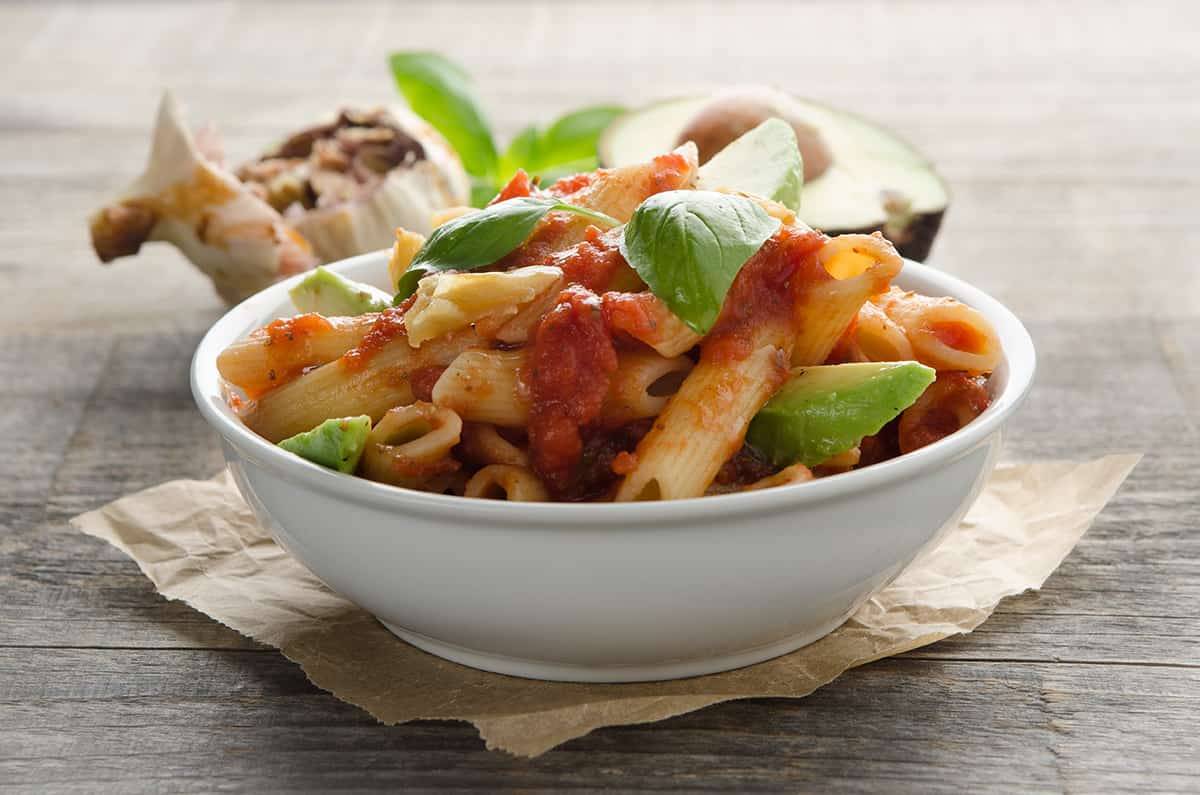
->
695 118 804 211
747 362 936 468
278 416 373 473
598 92 949 261
289 267 391 316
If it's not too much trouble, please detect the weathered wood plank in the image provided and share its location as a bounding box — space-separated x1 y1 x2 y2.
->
1 650 1196 792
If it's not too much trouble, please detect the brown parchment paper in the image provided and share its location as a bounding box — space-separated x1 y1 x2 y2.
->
71 455 1139 757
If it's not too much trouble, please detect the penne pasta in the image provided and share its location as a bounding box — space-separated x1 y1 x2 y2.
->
359 402 463 490
793 233 903 366
405 266 564 347
744 463 815 491
602 292 703 357
600 351 694 425
459 423 529 468
463 464 550 501
217 313 376 398
431 349 529 427
244 321 479 443
846 301 915 363
432 347 693 431
874 287 1002 374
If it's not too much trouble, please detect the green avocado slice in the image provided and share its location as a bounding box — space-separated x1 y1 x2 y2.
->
289 267 391 316
277 416 373 473
695 118 804 211
747 362 936 468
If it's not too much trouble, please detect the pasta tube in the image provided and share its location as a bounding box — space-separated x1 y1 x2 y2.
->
359 402 462 489
463 464 550 501
874 287 1002 374
243 323 479 443
431 348 693 429
217 313 376 397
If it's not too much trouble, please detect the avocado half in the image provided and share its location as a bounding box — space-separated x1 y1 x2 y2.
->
598 95 949 261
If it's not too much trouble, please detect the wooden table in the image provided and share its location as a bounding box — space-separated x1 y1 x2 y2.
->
3 1 1197 790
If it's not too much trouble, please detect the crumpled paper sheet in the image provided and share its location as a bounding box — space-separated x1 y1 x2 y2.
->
71 455 1139 757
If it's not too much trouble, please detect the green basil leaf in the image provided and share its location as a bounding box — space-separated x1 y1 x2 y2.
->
535 105 624 170
620 191 781 334
496 105 624 187
498 126 540 186
394 197 620 300
388 52 498 189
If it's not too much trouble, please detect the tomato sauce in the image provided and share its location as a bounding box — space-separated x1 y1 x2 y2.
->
702 226 827 364
550 226 627 292
340 302 411 372
525 286 619 495
602 291 660 344
494 211 577 269
265 313 332 346
547 171 595 197
648 151 692 193
491 170 533 203
243 313 334 398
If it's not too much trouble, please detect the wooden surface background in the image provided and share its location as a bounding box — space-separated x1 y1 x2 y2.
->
2 1 1198 791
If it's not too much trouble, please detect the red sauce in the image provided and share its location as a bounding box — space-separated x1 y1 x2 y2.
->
340 304 409 372
495 211 577 269
408 365 447 402
547 171 595 197
648 151 691 193
602 291 659 344
265 313 332 346
525 286 619 495
931 320 987 354
491 169 533 203
243 313 334 398
703 226 827 364
611 450 638 476
550 226 627 292
898 372 991 453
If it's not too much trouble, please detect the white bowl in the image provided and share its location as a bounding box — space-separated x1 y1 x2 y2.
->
192 252 1035 683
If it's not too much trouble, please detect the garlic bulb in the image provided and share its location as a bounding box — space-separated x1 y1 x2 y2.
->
90 93 318 303
90 94 470 303
239 106 470 262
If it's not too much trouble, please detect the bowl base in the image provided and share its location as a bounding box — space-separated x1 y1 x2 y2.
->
379 612 856 683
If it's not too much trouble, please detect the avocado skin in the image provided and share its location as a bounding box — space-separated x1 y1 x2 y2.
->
278 416 373 473
839 208 945 263
747 362 936 468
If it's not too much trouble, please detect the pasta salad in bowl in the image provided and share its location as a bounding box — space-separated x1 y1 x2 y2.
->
192 121 1034 681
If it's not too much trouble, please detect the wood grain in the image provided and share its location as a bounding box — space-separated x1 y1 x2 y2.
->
1 0 1197 791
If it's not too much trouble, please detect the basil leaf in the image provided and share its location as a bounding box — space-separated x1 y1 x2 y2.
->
497 126 541 187
620 191 780 334
388 52 498 193
496 105 624 187
535 105 624 171
394 197 620 300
